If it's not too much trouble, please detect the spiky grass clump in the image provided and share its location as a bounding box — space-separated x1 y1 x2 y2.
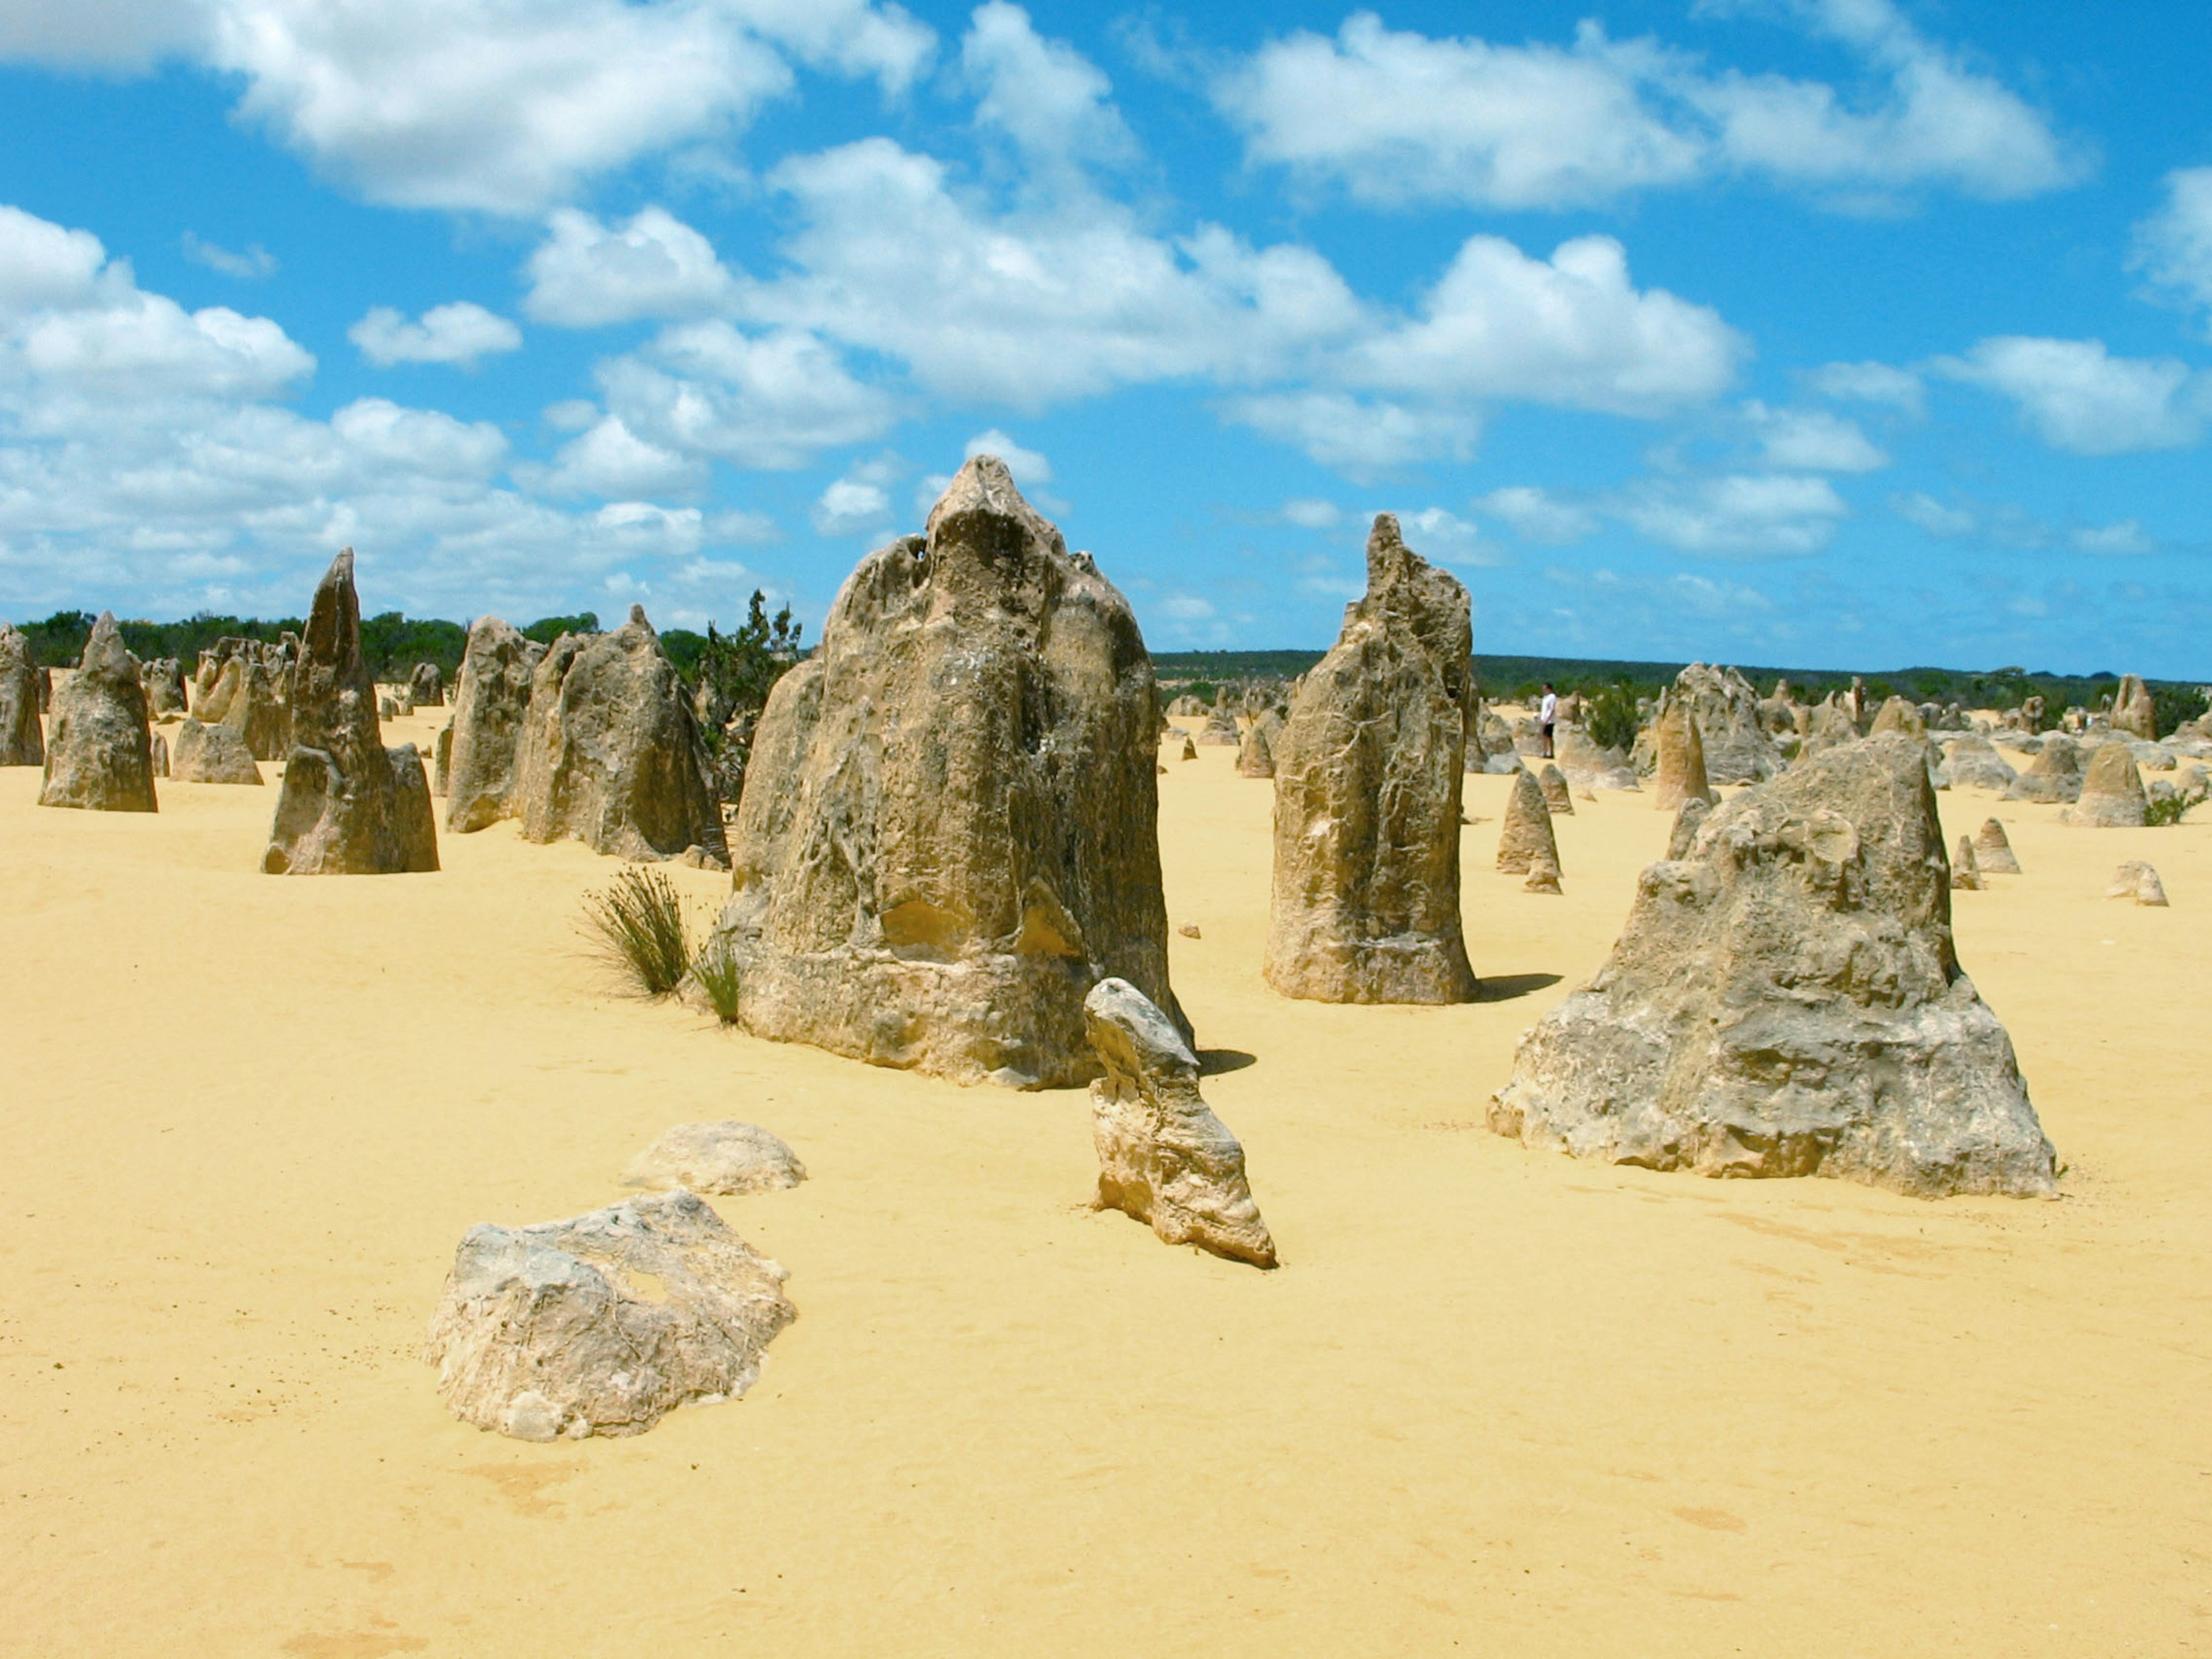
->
2146 794 2192 827
692 937 744 1026
582 866 692 998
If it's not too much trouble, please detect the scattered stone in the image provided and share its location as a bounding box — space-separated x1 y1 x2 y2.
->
1495 767 1560 876
1652 698 1717 813
1944 734 2018 791
704 456 1180 1089
1868 696 1926 738
2003 733 2085 804
443 616 537 832
623 1122 805 1195
1973 818 2021 874
1522 851 1562 895
1084 978 1276 1269
1555 728 1639 792
1952 834 1983 890
1664 664 1782 783
408 661 445 708
2110 675 2156 740
1490 734 2058 1197
2061 743 2148 827
1180 736 1197 760
1178 921 1202 939
38 612 156 813
1265 513 1478 1004
2107 861 2168 906
423 1190 795 1441
148 728 168 777
1237 709 1283 778
264 550 440 874
0 623 45 766
1537 763 1573 814
170 718 263 785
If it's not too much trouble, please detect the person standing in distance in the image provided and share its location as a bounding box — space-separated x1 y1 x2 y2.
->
1539 683 1558 759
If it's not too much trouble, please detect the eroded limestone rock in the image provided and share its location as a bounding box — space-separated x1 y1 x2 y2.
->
2062 744 2148 827
2108 861 2168 906
1953 834 1983 890
1972 818 2021 874
0 623 44 766
1537 763 1573 815
1944 735 2018 791
2111 675 2156 740
171 718 263 785
2005 734 2085 804
1556 728 1638 793
1265 514 1477 1004
1652 699 1717 814
1496 767 1560 875
1237 708 1283 778
424 1190 794 1441
141 658 187 718
444 616 537 832
1085 978 1275 1268
624 1122 806 1195
1490 734 2058 1197
409 662 445 708
39 613 156 812
1664 664 1782 784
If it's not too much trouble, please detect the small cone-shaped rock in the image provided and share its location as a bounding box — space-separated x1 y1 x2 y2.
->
1491 734 2058 1197
1237 708 1283 778
1537 763 1573 814
1952 834 1983 890
2107 861 2168 906
1974 817 2021 874
623 1122 805 1195
1265 514 1477 1004
1522 851 1562 895
0 623 46 766
408 661 445 708
2111 675 2156 740
1496 767 1560 874
264 550 439 874
444 617 539 832
424 1191 795 1441
2062 744 2149 827
2004 734 2084 803
1652 698 1716 813
1180 736 1197 760
1869 696 1925 737
1085 978 1276 1269
171 718 263 785
39 613 156 812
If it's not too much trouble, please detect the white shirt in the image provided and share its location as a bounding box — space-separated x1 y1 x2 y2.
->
1539 691 1558 724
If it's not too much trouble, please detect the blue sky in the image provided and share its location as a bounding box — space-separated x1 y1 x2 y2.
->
2 0 2210 675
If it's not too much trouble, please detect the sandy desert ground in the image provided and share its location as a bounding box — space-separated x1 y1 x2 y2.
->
3 708 2208 1657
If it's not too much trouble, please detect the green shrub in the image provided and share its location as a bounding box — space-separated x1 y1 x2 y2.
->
2151 684 2209 738
2146 795 2191 827
1584 682 1640 754
692 938 744 1026
581 866 692 998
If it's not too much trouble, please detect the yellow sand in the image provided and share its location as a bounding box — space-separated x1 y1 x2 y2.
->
3 716 2207 1657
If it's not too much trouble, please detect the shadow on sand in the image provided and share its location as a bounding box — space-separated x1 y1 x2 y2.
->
1198 1048 1259 1076
1478 972 1565 1003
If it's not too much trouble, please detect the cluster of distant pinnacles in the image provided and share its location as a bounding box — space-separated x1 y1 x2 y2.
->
4 456 2202 1442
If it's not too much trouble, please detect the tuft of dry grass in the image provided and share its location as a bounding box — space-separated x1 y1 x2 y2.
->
580 866 692 998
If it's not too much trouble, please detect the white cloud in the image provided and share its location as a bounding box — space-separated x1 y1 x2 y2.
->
0 0 203 72
1890 491 2162 556
541 415 707 499
1279 497 1341 528
1398 506 1495 567
1616 472 1847 555
1938 336 2210 454
1893 490 1976 537
1476 485 1598 544
1213 3 2080 212
960 2 1134 171
962 427 1051 484
1805 358 1924 414
524 207 741 327
810 476 893 536
1744 401 1887 471
181 232 276 279
2071 518 2156 556
349 301 522 369
1220 392 1479 475
0 204 118 316
2131 166 2212 329
1160 593 1215 621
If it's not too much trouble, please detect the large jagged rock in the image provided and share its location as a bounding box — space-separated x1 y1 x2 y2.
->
1084 978 1275 1268
264 550 439 874
408 661 445 708
624 1122 806 1195
2005 734 2085 804
223 659 290 760
512 606 721 861
1264 514 1477 1004
1944 735 2017 791
1490 734 2058 1198
1869 696 1925 738
1652 700 1716 813
1665 664 1782 783
444 616 538 832
424 1190 795 1441
0 623 44 766
705 456 1180 1088
1237 708 1283 778
1799 697 1861 759
170 718 263 785
38 613 156 812
2111 675 2156 740
2062 744 2147 827
141 658 187 718
1495 767 1560 874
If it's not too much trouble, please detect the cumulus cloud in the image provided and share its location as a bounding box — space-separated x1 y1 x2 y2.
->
1397 506 1495 567
1938 336 2211 454
961 427 1051 484
1219 392 1479 476
181 232 276 279
0 0 203 72
1279 497 1341 528
961 1 1135 172
1805 358 1924 413
1615 472 1848 555
349 302 522 369
1744 402 1888 471
2130 166 2212 329
1475 485 1598 544
1213 3 2081 211
524 207 741 328
539 415 707 499
810 476 893 536
1891 490 2162 555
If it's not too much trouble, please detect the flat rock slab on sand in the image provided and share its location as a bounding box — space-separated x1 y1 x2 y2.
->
623 1120 806 1195
425 1190 794 1441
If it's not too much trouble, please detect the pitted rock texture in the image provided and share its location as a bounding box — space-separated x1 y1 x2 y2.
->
624 1122 806 1196
424 1190 794 1441
1952 834 1983 890
1662 664 1781 784
1491 734 2058 1198
513 606 722 862
1944 736 2018 791
1869 696 1926 738
705 456 1181 1089
1495 766 1560 875
1973 818 2022 874
39 612 156 812
408 662 445 708
1652 699 1716 814
264 550 439 874
1538 763 1574 815
2062 744 2148 827
1237 709 1283 778
1085 978 1275 1268
0 623 44 766
2108 861 2168 906
2005 734 2085 804
171 718 263 785
1264 514 1477 1004
141 658 188 718
444 617 539 832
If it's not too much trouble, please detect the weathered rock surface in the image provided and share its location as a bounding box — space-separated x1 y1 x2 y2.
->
2111 675 2156 740
2005 734 2085 804
706 456 1181 1089
222 659 290 760
408 661 444 708
264 550 440 874
1652 699 1717 813
1496 767 1560 875
170 718 263 785
0 623 44 766
147 728 168 777
1944 735 2018 791
424 1190 795 1441
1197 700 1241 745
39 613 156 813
1665 664 1782 783
141 658 187 718
1179 736 1197 760
1085 978 1275 1268
2108 861 2168 906
1490 734 2058 1198
1237 708 1283 778
1537 763 1574 815
1556 728 1639 792
1799 698 1861 759
1265 514 1478 1004
1869 696 1926 738
624 1122 806 1195
2062 743 2148 827
1522 850 1563 895
1952 834 1983 890
443 616 537 832
1974 818 2021 874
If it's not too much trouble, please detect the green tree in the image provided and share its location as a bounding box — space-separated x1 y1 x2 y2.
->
693 592 804 804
